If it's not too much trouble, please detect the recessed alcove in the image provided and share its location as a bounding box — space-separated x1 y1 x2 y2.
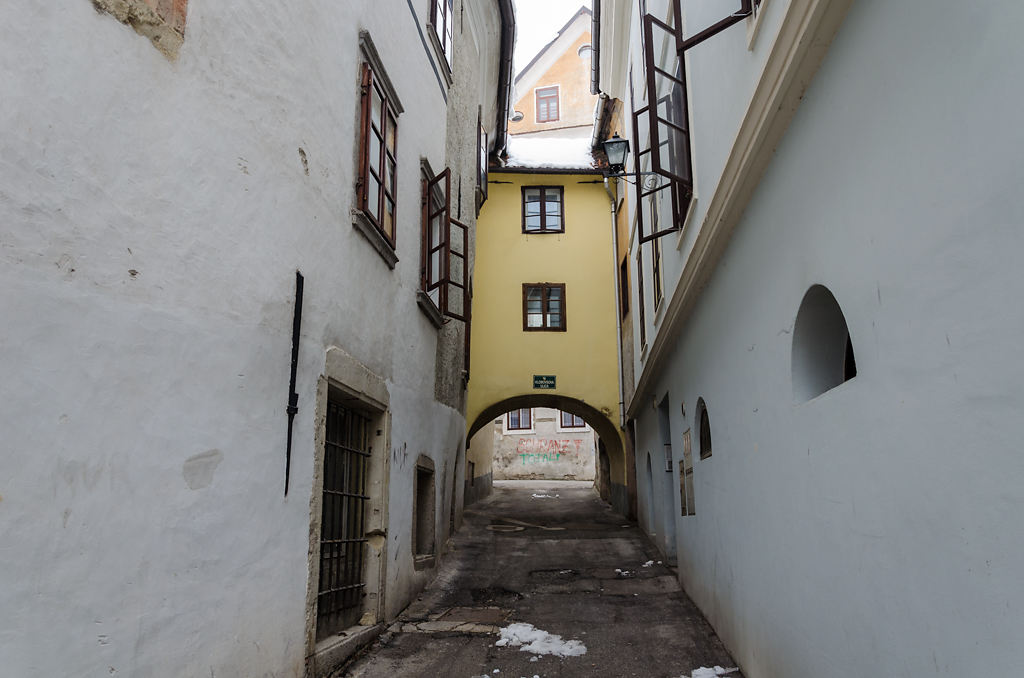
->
792 285 857 402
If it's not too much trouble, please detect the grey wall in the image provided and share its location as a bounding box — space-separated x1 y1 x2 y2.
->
631 1 1024 676
0 1 502 675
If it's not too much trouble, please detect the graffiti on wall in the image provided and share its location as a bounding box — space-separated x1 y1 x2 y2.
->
516 438 585 465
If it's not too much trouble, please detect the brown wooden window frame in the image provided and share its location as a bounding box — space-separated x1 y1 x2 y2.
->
652 227 664 308
633 1 693 245
507 408 532 431
421 167 469 322
358 62 399 248
477 110 489 211
560 411 586 428
522 283 567 332
535 86 560 123
430 0 454 69
521 186 565 234
619 256 630 318
636 248 647 348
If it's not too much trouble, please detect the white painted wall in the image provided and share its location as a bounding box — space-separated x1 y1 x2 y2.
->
0 1 502 676
624 0 1024 676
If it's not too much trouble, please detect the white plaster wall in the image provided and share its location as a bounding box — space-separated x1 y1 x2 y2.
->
631 0 1024 675
0 1 500 675
492 408 597 480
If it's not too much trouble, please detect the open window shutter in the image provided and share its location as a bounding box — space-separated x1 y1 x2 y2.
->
643 5 691 193
680 0 753 52
358 63 373 214
444 217 469 321
632 101 684 243
423 168 450 306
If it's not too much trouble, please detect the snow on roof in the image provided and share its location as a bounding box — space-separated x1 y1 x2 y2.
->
504 135 596 170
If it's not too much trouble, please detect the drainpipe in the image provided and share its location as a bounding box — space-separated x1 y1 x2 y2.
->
604 177 626 430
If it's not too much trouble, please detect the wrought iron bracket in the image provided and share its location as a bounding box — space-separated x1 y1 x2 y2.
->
605 171 672 191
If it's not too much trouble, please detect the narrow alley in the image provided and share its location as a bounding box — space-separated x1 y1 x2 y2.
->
341 481 739 678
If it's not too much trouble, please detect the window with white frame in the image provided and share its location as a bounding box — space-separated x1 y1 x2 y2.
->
506 408 532 431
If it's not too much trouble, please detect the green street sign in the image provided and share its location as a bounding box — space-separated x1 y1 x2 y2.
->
533 375 556 389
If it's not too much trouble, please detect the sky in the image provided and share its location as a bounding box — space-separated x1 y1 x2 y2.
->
513 0 592 76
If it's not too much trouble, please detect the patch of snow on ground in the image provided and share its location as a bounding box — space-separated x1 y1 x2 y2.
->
531 493 559 499
642 560 654 567
495 623 587 658
688 666 739 678
505 136 595 169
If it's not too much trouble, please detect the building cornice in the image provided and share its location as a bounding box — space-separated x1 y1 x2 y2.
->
627 0 854 418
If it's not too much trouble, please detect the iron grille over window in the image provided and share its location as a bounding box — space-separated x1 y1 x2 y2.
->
317 400 372 639
523 283 566 331
522 186 564 233
358 62 399 246
422 168 469 321
536 86 560 122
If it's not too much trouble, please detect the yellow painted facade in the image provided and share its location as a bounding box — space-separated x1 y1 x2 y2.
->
467 171 627 489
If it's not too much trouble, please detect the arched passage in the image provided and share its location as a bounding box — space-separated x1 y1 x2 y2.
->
466 394 629 514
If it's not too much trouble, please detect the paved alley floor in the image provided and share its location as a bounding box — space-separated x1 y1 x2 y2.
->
340 480 742 678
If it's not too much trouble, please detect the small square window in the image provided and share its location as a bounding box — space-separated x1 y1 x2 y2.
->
522 187 564 233
523 283 566 332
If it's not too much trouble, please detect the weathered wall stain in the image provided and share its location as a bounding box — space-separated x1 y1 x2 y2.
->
182 449 223 490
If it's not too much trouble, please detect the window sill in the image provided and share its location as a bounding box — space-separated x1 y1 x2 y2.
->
747 2 768 50
674 196 698 252
416 290 445 329
352 210 398 269
425 25 453 87
653 297 666 327
413 554 436 571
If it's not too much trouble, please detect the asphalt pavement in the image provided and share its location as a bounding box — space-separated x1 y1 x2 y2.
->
339 480 743 678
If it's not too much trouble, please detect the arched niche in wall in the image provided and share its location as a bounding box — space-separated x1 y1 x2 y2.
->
696 398 712 460
792 284 857 402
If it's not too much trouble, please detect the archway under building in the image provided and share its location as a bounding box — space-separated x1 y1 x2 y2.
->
466 394 630 516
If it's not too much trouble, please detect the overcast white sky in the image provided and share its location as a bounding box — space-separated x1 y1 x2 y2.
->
513 0 592 76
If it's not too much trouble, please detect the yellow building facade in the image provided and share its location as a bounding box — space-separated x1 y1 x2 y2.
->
466 169 630 513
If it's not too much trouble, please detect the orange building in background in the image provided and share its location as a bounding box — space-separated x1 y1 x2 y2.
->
508 6 597 138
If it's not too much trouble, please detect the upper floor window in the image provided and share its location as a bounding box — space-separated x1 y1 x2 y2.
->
477 113 489 211
420 166 469 322
619 256 630 318
523 283 566 331
358 62 399 247
507 408 532 431
560 411 586 428
536 86 560 123
431 0 454 69
522 187 564 233
652 224 664 308
636 248 647 348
